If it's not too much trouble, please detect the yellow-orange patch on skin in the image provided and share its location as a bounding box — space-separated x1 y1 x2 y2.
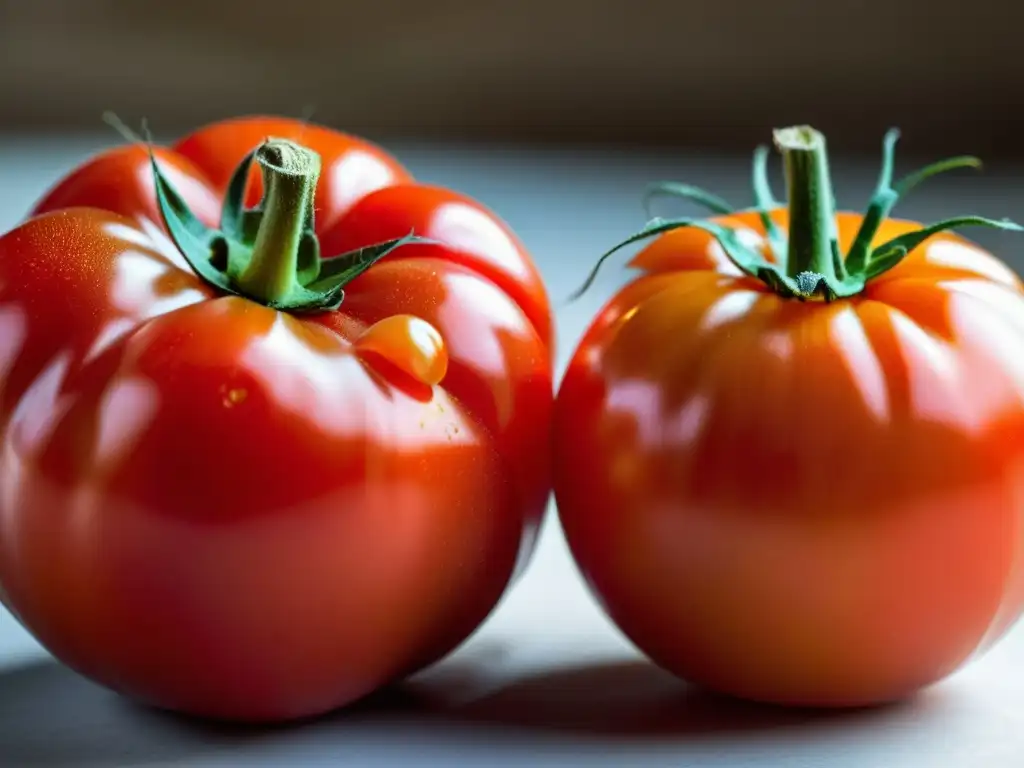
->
354 315 448 387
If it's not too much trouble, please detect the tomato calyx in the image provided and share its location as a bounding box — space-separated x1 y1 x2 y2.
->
572 125 1022 303
150 137 430 313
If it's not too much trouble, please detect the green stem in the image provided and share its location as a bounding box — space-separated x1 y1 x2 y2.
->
774 126 839 285
235 139 322 304
566 124 1022 305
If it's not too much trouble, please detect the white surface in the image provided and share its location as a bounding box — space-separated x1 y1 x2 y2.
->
3 135 1024 767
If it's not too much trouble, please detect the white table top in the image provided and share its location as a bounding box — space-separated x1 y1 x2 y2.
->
3 134 1024 767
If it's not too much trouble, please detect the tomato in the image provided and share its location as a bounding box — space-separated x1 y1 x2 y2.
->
0 116 553 722
554 125 1024 707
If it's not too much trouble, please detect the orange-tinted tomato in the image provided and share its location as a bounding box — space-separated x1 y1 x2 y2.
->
0 117 553 722
555 208 1024 706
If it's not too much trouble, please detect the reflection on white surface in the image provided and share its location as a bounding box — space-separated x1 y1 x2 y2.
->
924 239 1020 286
83 318 135 365
6 350 71 456
889 311 969 432
667 393 709 446
406 317 444 362
88 222 206 363
101 221 160 252
138 158 222 233
438 271 522 424
0 351 71 595
0 305 26 392
431 201 528 280
944 278 1024 339
239 314 365 436
699 290 759 331
0 435 28 601
830 306 890 422
330 151 403 217
239 314 473 447
734 226 770 254
604 378 664 447
93 376 159 470
108 247 205 317
706 239 746 277
438 272 522 375
133 217 193 273
762 330 793 360
945 281 1024 407
109 249 167 313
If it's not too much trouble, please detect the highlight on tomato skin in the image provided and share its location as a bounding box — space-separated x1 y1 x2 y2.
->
554 124 1024 708
0 116 554 723
355 314 449 387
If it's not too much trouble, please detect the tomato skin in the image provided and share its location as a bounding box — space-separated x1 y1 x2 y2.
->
1 118 553 722
555 209 1024 707
30 116 553 355
29 145 223 233
320 183 554 355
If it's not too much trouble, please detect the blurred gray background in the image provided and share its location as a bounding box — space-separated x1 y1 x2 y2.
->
2 0 1024 156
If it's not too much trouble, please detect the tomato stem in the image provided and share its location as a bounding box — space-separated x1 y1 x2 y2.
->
146 128 430 312
235 140 322 305
774 127 845 295
570 126 1022 304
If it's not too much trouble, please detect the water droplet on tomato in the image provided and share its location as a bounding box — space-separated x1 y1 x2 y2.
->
354 314 448 387
222 387 248 407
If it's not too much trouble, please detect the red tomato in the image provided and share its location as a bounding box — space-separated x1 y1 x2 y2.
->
0 116 553 722
554 126 1024 707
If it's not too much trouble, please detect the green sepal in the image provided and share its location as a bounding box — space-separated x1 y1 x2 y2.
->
894 155 982 198
217 147 322 287
861 247 907 281
751 145 787 261
237 234 432 315
149 141 429 314
567 216 743 302
846 130 987 276
149 149 246 299
844 188 898 276
219 145 320 246
569 126 1023 304
219 148 258 244
295 233 323 287
865 215 1023 279
256 284 344 313
844 129 902 274
309 234 434 293
642 181 735 218
567 215 863 303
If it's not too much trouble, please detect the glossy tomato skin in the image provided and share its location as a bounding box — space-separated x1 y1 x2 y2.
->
0 117 553 722
320 183 554 354
26 116 553 355
555 209 1024 707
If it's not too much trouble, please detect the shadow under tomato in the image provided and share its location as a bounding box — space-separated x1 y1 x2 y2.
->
433 657 948 741
0 650 952 766
0 658 222 767
0 657 435 767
